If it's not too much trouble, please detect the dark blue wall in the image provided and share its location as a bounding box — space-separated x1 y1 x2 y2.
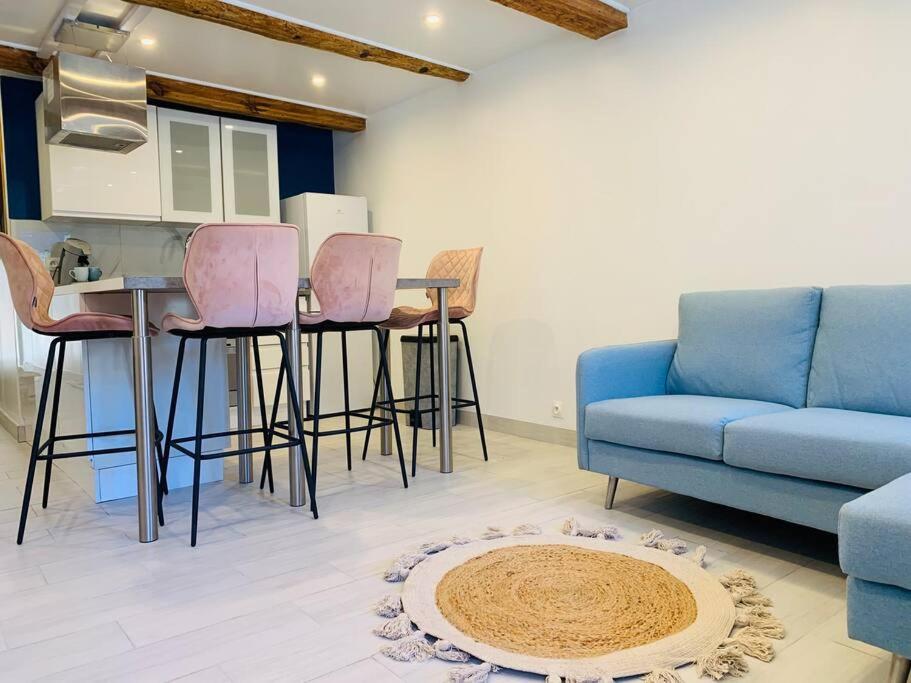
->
1 76 43 221
1 75 335 221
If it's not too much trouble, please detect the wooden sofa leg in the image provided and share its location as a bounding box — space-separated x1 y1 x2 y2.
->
604 476 619 510
889 655 911 683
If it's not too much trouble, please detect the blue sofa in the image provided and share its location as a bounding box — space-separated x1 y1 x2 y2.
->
577 285 911 674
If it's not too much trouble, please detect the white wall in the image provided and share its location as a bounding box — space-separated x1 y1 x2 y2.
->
334 0 911 431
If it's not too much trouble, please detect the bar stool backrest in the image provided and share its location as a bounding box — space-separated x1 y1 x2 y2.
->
426 247 484 315
184 223 300 329
0 234 58 331
310 233 403 323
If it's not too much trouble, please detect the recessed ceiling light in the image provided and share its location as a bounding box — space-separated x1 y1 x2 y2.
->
140 37 156 47
175 149 183 154
311 74 327 88
424 13 442 27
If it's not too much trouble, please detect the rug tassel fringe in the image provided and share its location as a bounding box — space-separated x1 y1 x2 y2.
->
639 529 664 547
720 569 773 607
639 529 687 555
512 523 542 536
373 613 414 640
735 606 785 638
726 627 775 662
449 662 498 682
434 639 470 662
655 537 688 555
384 552 429 582
381 631 435 662
481 526 507 540
696 643 749 680
561 517 621 540
419 539 452 554
689 545 708 566
642 669 684 683
450 535 474 545
373 594 403 618
738 591 773 607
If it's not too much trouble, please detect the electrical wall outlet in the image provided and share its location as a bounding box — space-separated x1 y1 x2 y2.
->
552 401 564 419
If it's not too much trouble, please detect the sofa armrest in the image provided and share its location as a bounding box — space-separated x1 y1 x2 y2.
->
839 473 911 592
576 340 677 469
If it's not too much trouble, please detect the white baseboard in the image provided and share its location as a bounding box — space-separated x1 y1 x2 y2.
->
0 406 26 442
457 410 575 448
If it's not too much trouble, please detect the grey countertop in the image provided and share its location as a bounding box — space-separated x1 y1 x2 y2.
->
55 276 460 295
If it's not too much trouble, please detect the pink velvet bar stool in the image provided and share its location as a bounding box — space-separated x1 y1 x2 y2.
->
262 233 409 491
158 223 316 546
365 248 486 476
0 234 166 545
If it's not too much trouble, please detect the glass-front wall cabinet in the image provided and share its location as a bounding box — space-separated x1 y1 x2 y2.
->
221 118 280 223
158 109 224 223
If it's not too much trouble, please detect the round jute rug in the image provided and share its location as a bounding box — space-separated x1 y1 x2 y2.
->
401 535 736 680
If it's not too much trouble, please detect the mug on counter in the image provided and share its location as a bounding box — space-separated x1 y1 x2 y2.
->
69 267 89 282
70 267 103 282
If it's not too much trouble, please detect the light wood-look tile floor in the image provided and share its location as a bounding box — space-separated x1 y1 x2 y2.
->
0 422 894 682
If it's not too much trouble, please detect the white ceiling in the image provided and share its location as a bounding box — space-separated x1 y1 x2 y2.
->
0 0 642 117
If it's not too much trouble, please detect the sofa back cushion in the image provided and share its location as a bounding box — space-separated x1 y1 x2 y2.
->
808 285 911 417
667 287 822 408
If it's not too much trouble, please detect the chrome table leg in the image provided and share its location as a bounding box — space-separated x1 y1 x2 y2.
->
131 290 158 543
437 287 453 473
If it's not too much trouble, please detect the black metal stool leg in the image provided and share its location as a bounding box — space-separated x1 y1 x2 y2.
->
458 320 488 461
261 363 284 490
341 331 352 471
375 328 408 489
252 338 274 494
159 337 186 515
429 323 437 447
310 332 324 487
361 341 385 461
277 333 318 518
411 324 423 477
153 407 167 496
190 338 207 547
41 340 66 509
17 339 59 545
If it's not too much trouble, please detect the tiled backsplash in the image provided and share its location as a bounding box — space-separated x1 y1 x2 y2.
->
10 219 193 278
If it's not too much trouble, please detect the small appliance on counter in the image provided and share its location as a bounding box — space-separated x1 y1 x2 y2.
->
49 238 92 285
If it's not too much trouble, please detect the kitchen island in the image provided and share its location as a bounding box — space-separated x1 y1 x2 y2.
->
50 274 459 543
47 282 229 504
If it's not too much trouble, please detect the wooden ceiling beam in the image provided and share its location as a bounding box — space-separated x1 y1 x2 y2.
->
0 44 365 132
128 0 470 82
491 0 628 39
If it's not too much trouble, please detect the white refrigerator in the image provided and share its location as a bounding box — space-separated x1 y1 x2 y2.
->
281 193 374 414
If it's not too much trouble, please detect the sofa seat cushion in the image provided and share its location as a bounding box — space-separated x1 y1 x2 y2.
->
840 474 911 592
724 408 911 490
585 395 793 461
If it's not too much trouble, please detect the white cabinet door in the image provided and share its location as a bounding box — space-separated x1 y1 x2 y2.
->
36 101 162 223
220 117 280 223
158 109 224 223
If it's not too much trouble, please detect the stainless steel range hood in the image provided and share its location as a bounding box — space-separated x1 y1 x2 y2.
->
42 52 148 154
